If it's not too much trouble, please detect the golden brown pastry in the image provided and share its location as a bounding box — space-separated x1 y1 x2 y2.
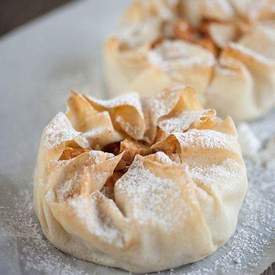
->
104 0 275 121
34 86 247 273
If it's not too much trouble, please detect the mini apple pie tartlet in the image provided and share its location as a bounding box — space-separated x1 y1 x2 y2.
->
34 86 247 273
104 0 275 121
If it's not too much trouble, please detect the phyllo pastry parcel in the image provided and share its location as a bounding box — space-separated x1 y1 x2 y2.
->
104 0 275 121
34 86 247 273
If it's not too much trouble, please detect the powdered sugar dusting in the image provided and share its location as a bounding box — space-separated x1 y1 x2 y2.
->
88 93 145 138
147 0 176 20
69 194 124 247
115 115 143 138
89 150 114 163
89 92 143 115
116 0 175 47
42 112 80 149
79 126 122 148
158 110 212 133
208 0 234 16
174 129 238 152
0 189 88 275
258 137 275 169
117 19 161 48
148 40 215 70
190 159 243 185
238 123 261 157
55 175 77 201
146 89 180 121
153 151 173 164
115 157 187 231
228 42 274 64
